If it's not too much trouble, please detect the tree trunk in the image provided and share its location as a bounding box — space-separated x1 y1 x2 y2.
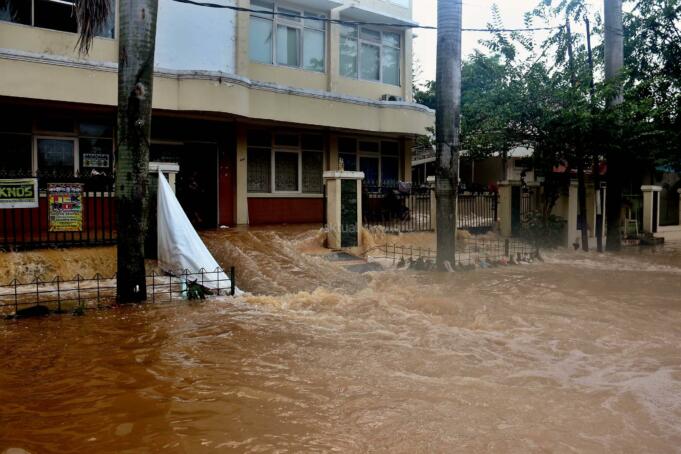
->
435 0 462 269
604 0 624 251
115 0 158 303
586 17 604 253
566 19 589 252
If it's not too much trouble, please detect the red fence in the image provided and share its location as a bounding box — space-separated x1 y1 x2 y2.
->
0 175 116 250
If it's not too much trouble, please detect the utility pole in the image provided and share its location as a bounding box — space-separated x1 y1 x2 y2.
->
435 0 463 269
586 17 604 253
566 19 589 252
604 0 624 251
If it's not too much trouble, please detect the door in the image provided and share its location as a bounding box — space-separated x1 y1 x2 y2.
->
177 143 218 228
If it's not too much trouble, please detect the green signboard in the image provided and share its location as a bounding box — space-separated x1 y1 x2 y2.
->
0 179 39 209
341 179 358 248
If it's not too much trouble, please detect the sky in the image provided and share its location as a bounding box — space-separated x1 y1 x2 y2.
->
412 0 603 86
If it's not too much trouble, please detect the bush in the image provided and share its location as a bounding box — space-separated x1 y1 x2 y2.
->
519 211 566 248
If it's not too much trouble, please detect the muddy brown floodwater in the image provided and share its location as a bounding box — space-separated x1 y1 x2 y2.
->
1 229 681 453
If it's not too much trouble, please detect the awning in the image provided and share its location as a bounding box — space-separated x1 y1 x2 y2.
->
341 6 418 27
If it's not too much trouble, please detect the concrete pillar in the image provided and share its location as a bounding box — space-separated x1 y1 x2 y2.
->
328 134 340 171
427 176 436 231
401 137 414 183
498 180 521 238
235 124 249 225
235 0 251 78
678 189 681 226
323 171 364 249
641 185 662 234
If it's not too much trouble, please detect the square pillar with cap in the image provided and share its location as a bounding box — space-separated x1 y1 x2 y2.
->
324 171 365 249
641 185 663 234
498 180 522 237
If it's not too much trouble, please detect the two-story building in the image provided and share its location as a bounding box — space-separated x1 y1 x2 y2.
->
0 0 433 230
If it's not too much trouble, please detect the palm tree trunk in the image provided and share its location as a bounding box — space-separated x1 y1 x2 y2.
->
604 0 624 251
115 0 159 303
435 0 462 269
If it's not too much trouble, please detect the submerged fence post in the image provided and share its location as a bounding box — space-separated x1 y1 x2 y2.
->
13 279 18 313
56 276 61 313
230 266 236 296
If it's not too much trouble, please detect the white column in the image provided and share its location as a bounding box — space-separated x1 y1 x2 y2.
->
641 185 662 234
323 171 365 249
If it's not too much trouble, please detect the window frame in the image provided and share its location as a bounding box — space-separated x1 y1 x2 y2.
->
247 130 326 196
0 0 116 39
249 1 327 73
33 135 79 175
339 25 402 86
339 137 401 187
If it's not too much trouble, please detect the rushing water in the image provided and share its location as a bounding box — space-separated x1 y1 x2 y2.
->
1 229 681 453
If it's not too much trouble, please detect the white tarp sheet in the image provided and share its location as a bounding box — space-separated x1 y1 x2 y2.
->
157 171 241 295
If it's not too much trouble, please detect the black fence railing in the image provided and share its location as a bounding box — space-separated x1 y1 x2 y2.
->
363 185 433 232
1 267 236 316
458 192 498 231
0 172 116 250
361 186 499 234
372 238 539 269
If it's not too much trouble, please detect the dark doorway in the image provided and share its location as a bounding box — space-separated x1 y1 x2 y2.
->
177 143 218 228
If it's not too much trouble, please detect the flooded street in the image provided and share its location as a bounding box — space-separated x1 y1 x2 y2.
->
2 230 681 453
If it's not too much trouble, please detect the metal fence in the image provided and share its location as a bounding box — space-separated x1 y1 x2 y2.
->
0 172 116 250
363 186 433 232
458 192 498 231
372 238 539 269
0 267 236 316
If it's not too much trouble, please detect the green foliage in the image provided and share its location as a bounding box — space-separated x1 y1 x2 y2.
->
519 211 567 248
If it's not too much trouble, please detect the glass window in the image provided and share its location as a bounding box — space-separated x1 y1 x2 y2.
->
274 151 299 191
304 11 325 30
37 138 75 175
339 138 357 153
340 26 358 78
339 153 357 171
0 0 31 25
250 16 274 64
0 134 32 173
247 148 271 193
248 130 271 148
360 43 380 81
359 141 380 153
303 28 325 72
274 133 299 147
79 120 114 138
79 138 113 175
381 156 399 187
302 134 324 150
382 46 400 85
277 7 301 22
302 151 323 193
383 32 401 48
381 141 399 156
34 0 78 33
360 156 379 187
36 116 75 133
360 28 381 43
276 25 300 67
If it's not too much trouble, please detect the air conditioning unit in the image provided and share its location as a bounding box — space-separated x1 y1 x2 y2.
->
380 94 405 102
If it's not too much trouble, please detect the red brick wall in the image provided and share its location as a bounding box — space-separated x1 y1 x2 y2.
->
248 198 323 225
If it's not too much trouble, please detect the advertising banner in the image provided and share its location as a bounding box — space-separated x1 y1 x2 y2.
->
48 183 84 232
0 179 39 209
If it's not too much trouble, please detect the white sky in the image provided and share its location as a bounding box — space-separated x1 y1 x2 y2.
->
412 0 603 85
